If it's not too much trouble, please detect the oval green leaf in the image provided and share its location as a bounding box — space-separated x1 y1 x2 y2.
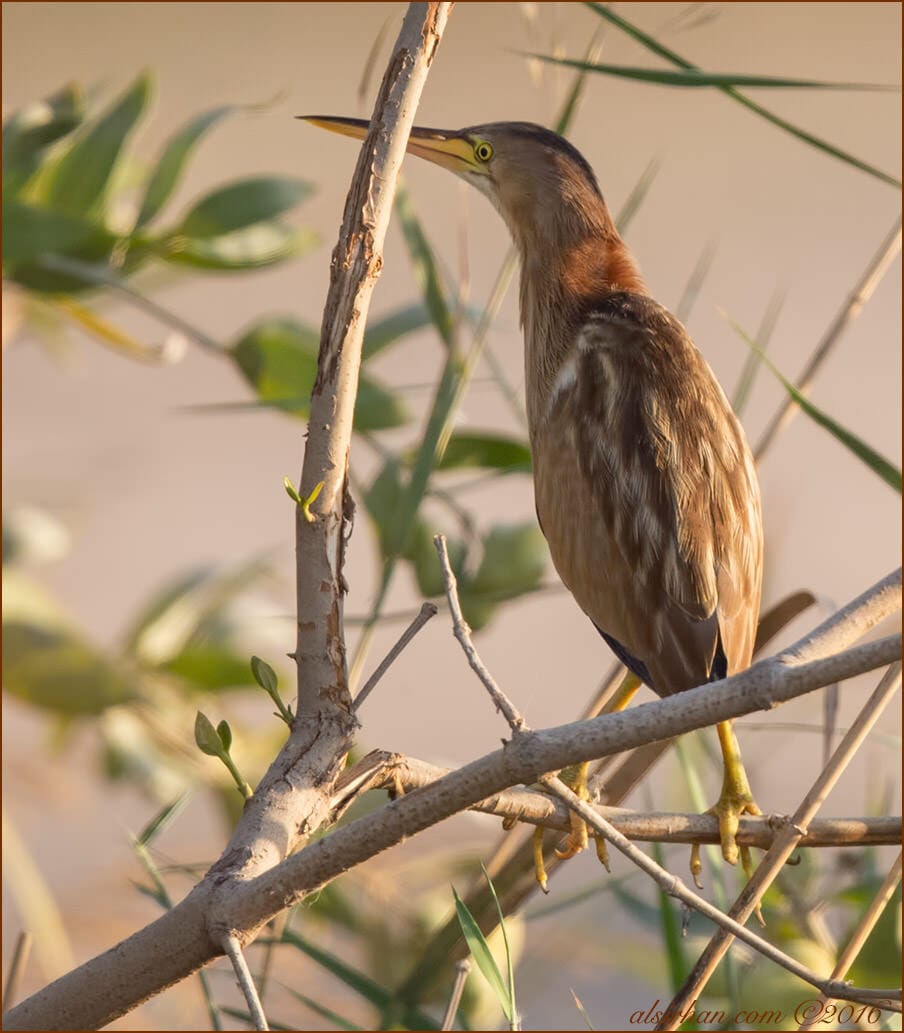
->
39 72 152 215
161 222 317 271
194 711 225 758
437 432 532 473
136 105 235 228
230 318 409 431
177 176 313 238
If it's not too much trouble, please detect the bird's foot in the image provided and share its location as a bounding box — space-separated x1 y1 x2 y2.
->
690 765 763 922
531 764 611 892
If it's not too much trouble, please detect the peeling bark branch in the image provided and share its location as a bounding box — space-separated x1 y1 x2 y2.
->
3 5 452 1030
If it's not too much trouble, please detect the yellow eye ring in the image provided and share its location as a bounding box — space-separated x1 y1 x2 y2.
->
474 141 494 163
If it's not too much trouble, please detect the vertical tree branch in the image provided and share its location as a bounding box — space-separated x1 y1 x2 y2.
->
295 2 453 722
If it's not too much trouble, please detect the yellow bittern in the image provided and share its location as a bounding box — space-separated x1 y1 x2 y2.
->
305 116 764 884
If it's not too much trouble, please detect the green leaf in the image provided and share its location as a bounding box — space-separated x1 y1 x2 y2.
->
219 1009 293 1032
250 655 278 695
436 432 532 473
1 621 134 715
731 289 785 417
136 105 234 228
395 185 455 348
282 989 364 1031
216 719 232 752
651 840 690 994
585 3 901 189
164 646 256 692
362 302 437 361
177 176 313 238
40 72 152 215
405 521 466 599
363 459 415 560
230 318 409 430
160 222 317 271
194 711 225 758
531 56 900 91
136 795 189 847
470 524 547 600
452 887 513 1023
2 198 116 269
124 558 271 665
729 317 902 492
280 929 392 1009
482 864 518 1027
2 83 85 192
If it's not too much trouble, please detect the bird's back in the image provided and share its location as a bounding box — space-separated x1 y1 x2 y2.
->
530 290 763 697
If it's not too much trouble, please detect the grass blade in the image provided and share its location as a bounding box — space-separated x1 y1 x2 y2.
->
452 887 514 1025
395 185 454 348
530 56 899 92
136 794 189 848
727 315 902 492
280 929 438 1028
584 3 901 189
283 987 365 1031
481 865 518 1029
674 242 716 324
731 288 785 417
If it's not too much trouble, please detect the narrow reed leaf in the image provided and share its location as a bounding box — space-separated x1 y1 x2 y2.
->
615 158 661 237
481 864 518 1028
395 184 454 348
530 56 899 92
584 3 901 189
674 242 716 324
452 887 513 1023
554 29 605 136
728 317 902 492
651 840 689 992
136 795 189 847
283 989 365 1031
732 289 785 416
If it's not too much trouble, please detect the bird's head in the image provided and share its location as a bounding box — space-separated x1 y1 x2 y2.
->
301 116 611 252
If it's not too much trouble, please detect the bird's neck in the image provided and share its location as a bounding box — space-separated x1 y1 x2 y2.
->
517 207 646 430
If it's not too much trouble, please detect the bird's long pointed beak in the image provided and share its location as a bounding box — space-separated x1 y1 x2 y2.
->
299 115 476 174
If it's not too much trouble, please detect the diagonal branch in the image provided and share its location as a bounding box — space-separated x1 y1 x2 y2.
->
223 569 900 934
349 751 901 848
657 661 903 1029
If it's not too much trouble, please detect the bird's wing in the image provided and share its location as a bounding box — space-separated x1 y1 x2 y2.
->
538 292 762 693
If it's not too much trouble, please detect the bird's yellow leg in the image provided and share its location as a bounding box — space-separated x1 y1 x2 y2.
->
690 720 762 889
532 674 640 889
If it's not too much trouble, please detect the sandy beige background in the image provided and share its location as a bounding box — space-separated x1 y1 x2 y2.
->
3 3 901 1029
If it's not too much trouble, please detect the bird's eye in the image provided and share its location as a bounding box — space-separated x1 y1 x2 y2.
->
474 141 494 163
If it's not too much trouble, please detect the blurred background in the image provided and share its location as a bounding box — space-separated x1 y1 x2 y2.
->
2 3 901 1030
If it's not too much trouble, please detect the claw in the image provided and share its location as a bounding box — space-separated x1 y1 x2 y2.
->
532 826 549 893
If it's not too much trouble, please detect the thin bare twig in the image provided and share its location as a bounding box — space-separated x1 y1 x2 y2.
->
434 534 529 732
353 602 438 712
798 850 903 1030
754 216 903 461
222 934 268 1031
441 959 471 1031
2 931 33 1016
657 662 903 1029
544 775 900 1013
